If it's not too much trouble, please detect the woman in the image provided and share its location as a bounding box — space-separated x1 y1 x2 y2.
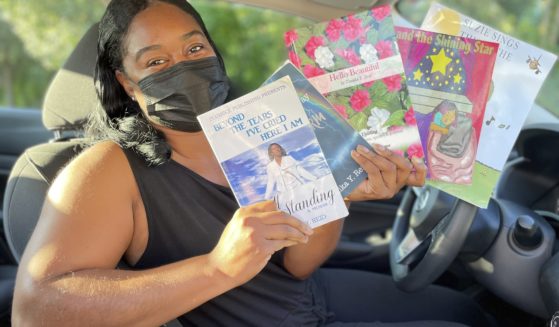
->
12 1 489 326
264 143 317 200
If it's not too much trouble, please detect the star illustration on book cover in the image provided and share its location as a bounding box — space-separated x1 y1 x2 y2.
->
397 27 498 184
417 2 557 207
410 46 466 92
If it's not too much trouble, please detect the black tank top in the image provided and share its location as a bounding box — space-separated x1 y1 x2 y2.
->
122 149 331 326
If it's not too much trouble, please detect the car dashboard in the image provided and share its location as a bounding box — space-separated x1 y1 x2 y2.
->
464 122 559 318
497 123 559 253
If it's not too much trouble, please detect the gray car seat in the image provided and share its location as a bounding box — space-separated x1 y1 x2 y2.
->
2 23 99 263
0 22 99 322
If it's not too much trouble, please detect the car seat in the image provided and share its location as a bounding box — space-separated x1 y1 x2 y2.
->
0 22 99 322
2 23 98 264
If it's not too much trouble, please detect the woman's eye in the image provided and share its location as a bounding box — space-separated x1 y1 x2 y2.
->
188 45 204 54
147 59 166 67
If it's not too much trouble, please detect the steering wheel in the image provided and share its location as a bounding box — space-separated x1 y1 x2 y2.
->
389 186 478 292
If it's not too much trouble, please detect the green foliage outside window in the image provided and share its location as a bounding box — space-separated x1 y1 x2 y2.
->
0 0 556 116
397 0 559 115
194 1 310 94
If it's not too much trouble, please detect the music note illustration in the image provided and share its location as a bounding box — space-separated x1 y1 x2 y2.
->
485 116 495 126
485 116 510 130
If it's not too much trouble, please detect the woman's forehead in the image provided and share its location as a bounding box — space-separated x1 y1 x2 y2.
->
124 2 203 54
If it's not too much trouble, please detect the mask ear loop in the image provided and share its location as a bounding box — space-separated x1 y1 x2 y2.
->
121 72 150 120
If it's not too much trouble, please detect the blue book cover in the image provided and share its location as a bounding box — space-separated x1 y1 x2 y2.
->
264 62 369 196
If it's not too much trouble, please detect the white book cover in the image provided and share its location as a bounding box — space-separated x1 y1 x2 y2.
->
420 3 557 208
198 76 349 228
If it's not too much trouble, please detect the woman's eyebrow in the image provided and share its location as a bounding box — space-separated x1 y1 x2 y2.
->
134 30 205 62
135 45 161 62
181 30 205 41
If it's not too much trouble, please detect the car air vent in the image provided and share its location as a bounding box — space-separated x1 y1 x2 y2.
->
310 0 385 11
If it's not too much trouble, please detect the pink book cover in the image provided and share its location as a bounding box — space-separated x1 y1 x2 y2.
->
285 6 424 160
396 27 498 184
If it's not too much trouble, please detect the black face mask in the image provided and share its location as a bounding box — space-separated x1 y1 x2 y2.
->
137 57 230 132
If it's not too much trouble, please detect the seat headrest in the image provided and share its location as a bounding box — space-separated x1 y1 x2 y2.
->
42 23 100 131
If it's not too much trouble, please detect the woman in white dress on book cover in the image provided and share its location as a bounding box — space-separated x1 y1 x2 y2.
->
265 143 317 200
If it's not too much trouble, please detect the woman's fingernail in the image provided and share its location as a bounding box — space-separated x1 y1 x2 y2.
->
357 144 370 153
412 157 424 164
351 150 361 157
373 144 386 152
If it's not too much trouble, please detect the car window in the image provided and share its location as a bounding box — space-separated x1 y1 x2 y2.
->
195 0 311 94
0 0 310 110
0 1 105 109
4 1 553 115
396 0 559 117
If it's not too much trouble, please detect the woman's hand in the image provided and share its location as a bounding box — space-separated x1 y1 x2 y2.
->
208 201 312 286
347 144 427 202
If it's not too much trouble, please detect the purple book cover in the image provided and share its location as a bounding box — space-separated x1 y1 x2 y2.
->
396 26 498 184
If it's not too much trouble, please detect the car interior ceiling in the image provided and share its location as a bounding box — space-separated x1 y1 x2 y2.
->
220 0 394 21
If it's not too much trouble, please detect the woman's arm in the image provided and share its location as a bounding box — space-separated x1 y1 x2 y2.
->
13 142 311 327
282 145 427 279
13 142 232 327
282 219 343 280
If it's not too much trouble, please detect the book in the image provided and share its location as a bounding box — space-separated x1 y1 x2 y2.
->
419 3 557 207
395 26 498 184
197 76 349 228
263 62 370 197
285 5 424 160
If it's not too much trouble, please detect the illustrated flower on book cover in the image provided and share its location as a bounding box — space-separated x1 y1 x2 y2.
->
285 6 424 159
359 44 379 63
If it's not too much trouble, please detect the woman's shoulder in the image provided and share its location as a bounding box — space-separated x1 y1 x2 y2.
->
53 141 135 194
74 141 129 171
